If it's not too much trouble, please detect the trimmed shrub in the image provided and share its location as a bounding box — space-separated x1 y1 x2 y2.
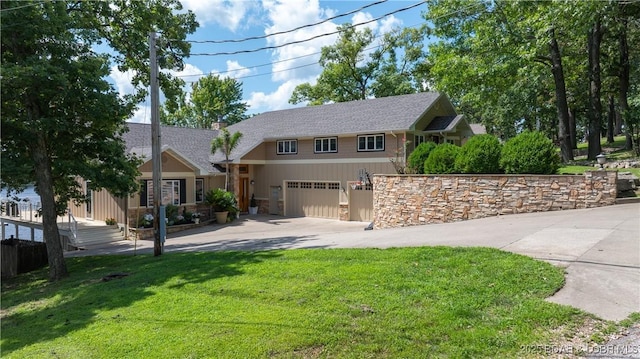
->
407 141 437 174
424 143 461 174
455 134 503 174
499 131 560 174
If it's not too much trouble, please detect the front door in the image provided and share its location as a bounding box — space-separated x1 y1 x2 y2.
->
239 178 249 212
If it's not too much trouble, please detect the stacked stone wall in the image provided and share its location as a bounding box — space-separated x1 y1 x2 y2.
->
373 171 617 229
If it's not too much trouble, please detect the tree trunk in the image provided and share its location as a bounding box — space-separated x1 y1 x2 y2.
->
607 95 615 143
617 16 632 150
569 107 577 149
548 28 573 162
32 133 68 281
587 20 603 160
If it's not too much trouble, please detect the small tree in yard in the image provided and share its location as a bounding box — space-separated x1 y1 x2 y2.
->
500 131 561 174
455 134 503 174
211 128 243 191
423 143 461 174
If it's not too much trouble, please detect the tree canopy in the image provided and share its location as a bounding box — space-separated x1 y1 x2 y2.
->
289 24 429 105
162 74 248 128
0 0 198 280
423 0 640 158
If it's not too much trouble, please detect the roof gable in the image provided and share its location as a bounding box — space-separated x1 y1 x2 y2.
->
122 123 220 174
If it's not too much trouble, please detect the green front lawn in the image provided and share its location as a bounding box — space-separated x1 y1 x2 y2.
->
0 248 611 358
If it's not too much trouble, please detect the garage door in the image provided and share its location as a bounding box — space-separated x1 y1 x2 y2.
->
349 183 373 222
285 181 340 219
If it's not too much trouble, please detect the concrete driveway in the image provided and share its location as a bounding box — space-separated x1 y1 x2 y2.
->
67 203 640 322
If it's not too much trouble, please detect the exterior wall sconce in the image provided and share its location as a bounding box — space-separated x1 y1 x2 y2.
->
596 153 606 170
250 179 255 185
277 185 282 190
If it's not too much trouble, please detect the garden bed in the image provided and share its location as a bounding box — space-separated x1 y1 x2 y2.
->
128 220 213 241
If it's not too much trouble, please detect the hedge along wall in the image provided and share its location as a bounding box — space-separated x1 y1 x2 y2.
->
373 171 618 229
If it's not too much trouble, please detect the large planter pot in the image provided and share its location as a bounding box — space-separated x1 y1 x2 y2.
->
193 218 200 224
248 207 258 215
215 211 228 224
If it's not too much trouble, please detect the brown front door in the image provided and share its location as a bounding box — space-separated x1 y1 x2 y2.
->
239 178 249 212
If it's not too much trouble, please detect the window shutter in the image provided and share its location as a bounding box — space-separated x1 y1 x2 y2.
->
140 180 147 207
180 179 186 204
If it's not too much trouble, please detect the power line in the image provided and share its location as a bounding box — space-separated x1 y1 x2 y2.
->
176 18 433 82
0 1 45 12
183 0 389 44
188 1 426 57
173 2 483 84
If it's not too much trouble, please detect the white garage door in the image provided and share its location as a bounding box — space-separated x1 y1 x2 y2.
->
285 181 340 219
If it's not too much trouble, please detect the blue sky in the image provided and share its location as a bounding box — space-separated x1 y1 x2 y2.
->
110 0 429 123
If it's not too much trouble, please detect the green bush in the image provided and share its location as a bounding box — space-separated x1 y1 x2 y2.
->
455 134 503 174
407 141 437 174
424 143 461 174
499 131 560 174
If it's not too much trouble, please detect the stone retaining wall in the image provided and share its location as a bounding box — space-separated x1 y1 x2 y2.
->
373 171 618 229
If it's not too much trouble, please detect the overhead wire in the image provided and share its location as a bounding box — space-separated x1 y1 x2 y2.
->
0 1 45 12
188 1 426 57
174 1 484 86
182 0 389 44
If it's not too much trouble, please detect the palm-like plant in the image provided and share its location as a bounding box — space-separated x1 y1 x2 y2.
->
211 127 243 190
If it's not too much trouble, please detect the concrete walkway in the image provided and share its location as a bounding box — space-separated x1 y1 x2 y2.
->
66 203 640 322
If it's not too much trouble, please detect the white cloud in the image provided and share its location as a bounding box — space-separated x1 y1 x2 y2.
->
226 60 253 79
351 11 377 32
247 78 311 113
109 66 136 98
379 15 402 35
181 0 256 32
261 0 338 83
129 105 151 124
164 63 204 79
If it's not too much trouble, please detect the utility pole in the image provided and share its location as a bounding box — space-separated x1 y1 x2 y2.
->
149 31 164 256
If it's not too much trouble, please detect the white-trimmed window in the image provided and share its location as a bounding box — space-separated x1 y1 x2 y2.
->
357 134 384 151
146 180 181 206
314 137 337 153
277 139 297 154
446 139 455 145
414 135 425 146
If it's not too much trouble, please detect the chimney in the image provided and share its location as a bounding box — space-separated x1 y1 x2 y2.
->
211 119 227 131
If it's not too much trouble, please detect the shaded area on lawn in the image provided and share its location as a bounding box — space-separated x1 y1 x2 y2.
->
0 251 281 355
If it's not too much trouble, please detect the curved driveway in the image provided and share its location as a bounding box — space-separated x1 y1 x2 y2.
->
67 203 640 322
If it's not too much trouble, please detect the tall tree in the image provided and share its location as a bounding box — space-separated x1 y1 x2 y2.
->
190 75 248 127
548 27 574 162
289 24 427 105
0 0 197 281
162 75 248 128
211 128 243 191
587 20 604 159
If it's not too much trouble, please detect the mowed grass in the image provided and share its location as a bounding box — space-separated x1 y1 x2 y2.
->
2 248 595 358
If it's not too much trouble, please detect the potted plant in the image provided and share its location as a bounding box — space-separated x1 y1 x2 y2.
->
204 188 237 224
248 194 258 215
191 212 201 224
